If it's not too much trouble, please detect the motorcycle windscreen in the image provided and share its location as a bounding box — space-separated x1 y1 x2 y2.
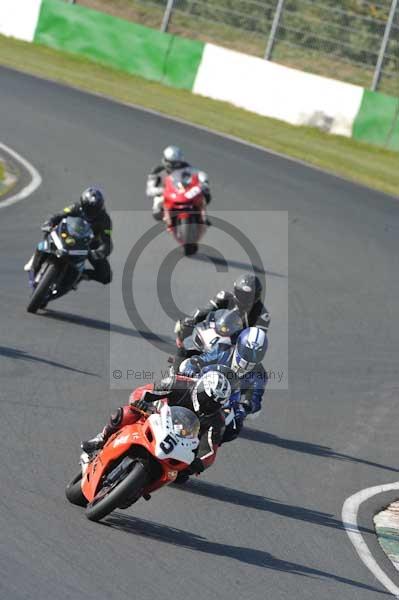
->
64 217 93 240
170 167 196 188
170 406 200 439
215 308 243 338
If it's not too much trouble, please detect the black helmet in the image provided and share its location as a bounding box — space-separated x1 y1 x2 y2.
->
192 372 231 415
162 145 184 172
80 187 105 221
233 273 263 310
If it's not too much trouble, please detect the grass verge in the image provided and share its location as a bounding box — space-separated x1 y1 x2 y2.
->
0 34 398 197
0 159 18 198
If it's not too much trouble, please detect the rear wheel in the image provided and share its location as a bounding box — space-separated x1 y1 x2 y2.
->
85 461 150 522
65 472 88 507
27 262 57 313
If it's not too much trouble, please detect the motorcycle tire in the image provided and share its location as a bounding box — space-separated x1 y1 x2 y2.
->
176 217 198 245
184 243 198 256
27 262 57 314
65 472 88 507
85 460 150 522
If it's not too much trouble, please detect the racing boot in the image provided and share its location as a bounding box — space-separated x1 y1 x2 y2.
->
24 249 41 272
173 470 190 485
24 254 35 272
72 271 90 290
152 195 164 221
81 432 105 454
81 416 120 454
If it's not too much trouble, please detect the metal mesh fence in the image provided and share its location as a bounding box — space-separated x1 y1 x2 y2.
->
77 0 399 95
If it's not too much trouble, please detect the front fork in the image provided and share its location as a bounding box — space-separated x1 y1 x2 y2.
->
28 239 50 288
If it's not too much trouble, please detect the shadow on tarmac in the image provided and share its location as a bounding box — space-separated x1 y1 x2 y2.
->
103 513 386 595
241 427 399 474
0 345 97 376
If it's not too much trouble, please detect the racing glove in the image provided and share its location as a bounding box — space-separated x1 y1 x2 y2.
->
153 375 175 393
181 362 198 378
89 248 106 261
41 221 53 233
174 317 195 340
134 398 153 413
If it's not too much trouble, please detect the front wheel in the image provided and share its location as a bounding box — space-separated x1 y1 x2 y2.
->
65 472 88 507
85 461 150 522
183 243 198 256
27 261 57 313
175 217 199 246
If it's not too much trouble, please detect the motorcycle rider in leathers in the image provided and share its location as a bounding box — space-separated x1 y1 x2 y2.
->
25 187 113 284
180 327 268 443
81 371 231 484
175 273 270 369
146 145 211 221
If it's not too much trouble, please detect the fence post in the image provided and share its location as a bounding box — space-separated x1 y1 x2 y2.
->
161 0 175 33
371 0 398 91
264 0 285 60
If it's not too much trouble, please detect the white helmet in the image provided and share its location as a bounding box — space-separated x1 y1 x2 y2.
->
192 371 231 414
162 145 184 171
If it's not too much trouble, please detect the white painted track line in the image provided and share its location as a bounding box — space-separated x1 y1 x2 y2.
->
342 482 399 598
0 141 42 209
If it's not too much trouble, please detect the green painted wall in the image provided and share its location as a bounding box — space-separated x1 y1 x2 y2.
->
353 89 399 151
34 0 204 90
32 0 399 153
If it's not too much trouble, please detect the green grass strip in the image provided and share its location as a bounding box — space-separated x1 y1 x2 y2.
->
0 34 398 197
0 160 18 198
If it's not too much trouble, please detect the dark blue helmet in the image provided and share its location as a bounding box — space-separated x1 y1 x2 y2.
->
231 327 268 376
80 187 105 220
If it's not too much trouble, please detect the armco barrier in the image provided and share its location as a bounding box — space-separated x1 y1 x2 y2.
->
1 0 398 152
34 0 204 90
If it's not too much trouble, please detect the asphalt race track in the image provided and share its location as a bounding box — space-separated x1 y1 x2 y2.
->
1 66 399 600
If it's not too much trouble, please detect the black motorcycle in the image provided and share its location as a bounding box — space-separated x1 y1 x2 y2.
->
26 216 93 313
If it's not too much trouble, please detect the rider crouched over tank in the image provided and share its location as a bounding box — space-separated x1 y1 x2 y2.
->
25 187 113 285
179 327 269 444
81 371 231 485
175 273 270 367
146 145 211 221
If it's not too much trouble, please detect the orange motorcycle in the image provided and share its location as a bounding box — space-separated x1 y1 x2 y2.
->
65 401 200 522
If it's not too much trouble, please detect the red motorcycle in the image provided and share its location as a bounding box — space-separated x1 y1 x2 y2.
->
65 402 200 522
163 168 208 256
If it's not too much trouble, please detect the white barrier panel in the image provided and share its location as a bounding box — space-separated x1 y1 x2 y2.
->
193 44 364 137
0 0 42 42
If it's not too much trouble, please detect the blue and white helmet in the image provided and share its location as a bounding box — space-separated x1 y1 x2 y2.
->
231 327 268 376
